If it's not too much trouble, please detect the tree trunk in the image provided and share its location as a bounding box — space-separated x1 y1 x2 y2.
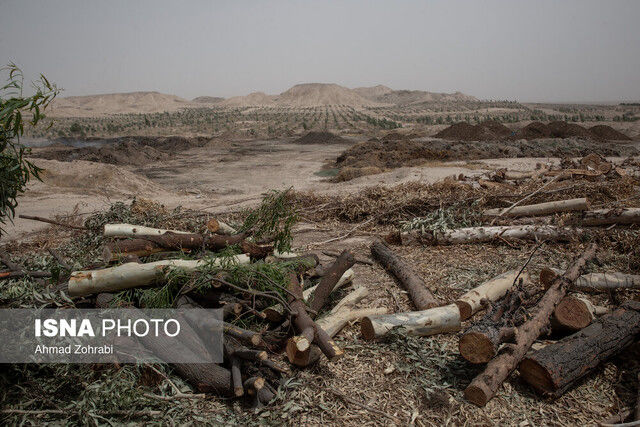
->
371 240 438 310
455 270 528 321
541 270 640 293
551 295 608 333
262 268 354 322
308 250 356 317
360 304 461 340
464 244 597 407
519 300 640 396
483 198 588 217
581 208 640 226
103 223 193 237
67 255 250 297
424 225 577 245
285 273 343 366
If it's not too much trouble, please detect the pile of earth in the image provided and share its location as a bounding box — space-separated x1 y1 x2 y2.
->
332 136 639 181
436 121 631 142
293 131 350 144
434 120 513 141
30 136 210 166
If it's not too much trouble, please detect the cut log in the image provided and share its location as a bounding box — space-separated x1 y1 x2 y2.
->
103 223 193 238
285 273 343 366
308 250 356 317
371 240 438 310
423 225 577 245
262 268 354 322
360 304 461 340
541 270 640 293
581 208 640 226
483 198 588 218
551 295 608 333
464 244 597 407
519 300 640 396
455 270 528 321
574 272 640 293
230 356 243 397
67 255 250 297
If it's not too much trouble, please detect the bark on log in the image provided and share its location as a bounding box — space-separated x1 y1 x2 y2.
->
262 268 354 322
580 208 640 226
423 225 577 245
455 270 528 321
483 198 588 218
541 270 640 293
67 255 250 297
371 240 438 310
308 250 356 317
551 295 608 333
360 304 461 340
463 244 597 407
285 273 343 366
0 269 51 280
519 300 640 396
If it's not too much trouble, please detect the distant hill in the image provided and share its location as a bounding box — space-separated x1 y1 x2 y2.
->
192 96 225 104
355 86 477 105
222 84 377 107
50 91 191 117
222 92 276 107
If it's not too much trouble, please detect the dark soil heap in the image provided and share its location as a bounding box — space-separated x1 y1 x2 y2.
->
437 121 632 142
30 136 210 166
293 131 350 144
434 120 512 141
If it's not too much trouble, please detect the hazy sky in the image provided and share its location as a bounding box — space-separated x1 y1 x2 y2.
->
1 0 639 102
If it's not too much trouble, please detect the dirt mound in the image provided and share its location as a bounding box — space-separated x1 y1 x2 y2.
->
49 91 191 117
589 125 632 141
514 121 551 139
293 131 350 145
30 136 209 166
546 121 594 139
333 135 639 181
434 121 511 141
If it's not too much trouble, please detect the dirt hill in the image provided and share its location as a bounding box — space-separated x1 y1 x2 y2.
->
276 83 378 107
49 91 192 117
192 96 225 104
222 92 276 107
371 89 477 105
353 85 394 99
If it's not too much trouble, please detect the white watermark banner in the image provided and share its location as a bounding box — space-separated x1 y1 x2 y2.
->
0 309 223 363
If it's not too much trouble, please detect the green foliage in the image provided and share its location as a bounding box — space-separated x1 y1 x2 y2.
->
400 203 480 233
240 188 297 253
0 64 59 233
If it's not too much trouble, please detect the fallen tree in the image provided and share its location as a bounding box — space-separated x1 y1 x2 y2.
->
540 269 640 293
67 255 250 297
422 225 577 245
454 270 527 321
519 300 640 396
464 244 597 407
483 198 588 218
360 304 461 340
371 240 438 310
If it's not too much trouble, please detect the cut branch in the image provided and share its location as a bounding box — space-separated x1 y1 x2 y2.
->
484 198 588 218
455 270 528 321
360 304 461 340
422 225 577 245
308 250 356 317
551 295 608 333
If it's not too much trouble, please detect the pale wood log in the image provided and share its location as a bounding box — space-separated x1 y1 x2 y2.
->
483 198 588 217
262 268 354 322
360 304 461 340
425 225 577 245
67 255 250 297
455 270 528 321
464 244 597 407
541 269 640 293
552 295 608 333
104 223 192 237
519 300 640 396
581 208 640 226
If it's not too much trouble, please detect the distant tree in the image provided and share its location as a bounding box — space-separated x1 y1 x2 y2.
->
0 63 59 233
69 122 82 133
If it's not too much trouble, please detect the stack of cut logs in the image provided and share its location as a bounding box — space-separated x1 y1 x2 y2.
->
42 221 386 408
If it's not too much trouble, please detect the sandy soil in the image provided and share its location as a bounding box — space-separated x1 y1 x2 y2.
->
2 138 621 240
